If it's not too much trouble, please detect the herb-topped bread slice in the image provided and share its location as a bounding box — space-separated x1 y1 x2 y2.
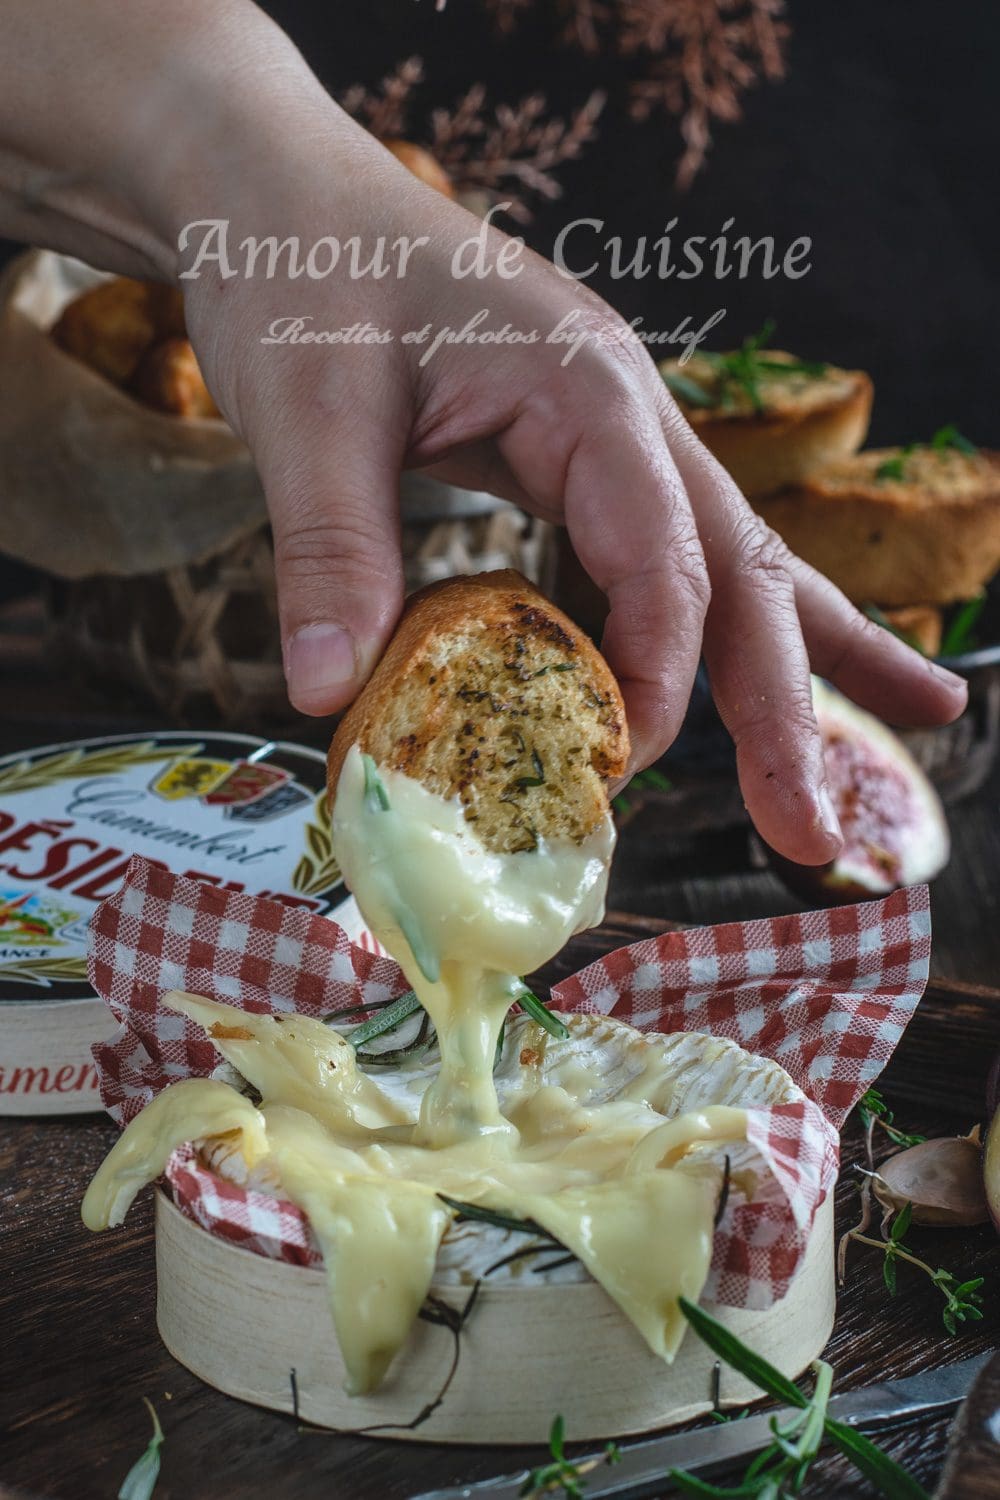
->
659 332 872 500
756 433 1000 607
327 570 628 855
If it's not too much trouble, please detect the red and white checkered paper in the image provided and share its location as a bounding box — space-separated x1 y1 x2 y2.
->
89 855 931 1310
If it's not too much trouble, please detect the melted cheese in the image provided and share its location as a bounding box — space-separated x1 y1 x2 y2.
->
83 747 752 1397
331 743 615 1146
81 1078 267 1231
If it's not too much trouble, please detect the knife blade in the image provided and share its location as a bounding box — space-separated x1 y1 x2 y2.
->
411 1353 992 1500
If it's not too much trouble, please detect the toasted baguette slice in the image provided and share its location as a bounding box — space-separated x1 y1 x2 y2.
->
327 571 628 855
659 350 872 499
757 446 1000 607
51 276 187 387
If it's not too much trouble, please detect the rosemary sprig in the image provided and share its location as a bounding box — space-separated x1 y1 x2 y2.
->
940 593 986 658
931 422 977 454
356 1010 435 1067
673 1360 833 1498
613 764 674 817
857 1088 926 1149
875 449 913 481
361 752 390 812
520 1416 620 1499
118 1398 164 1500
662 369 718 408
844 1200 985 1335
663 323 825 414
674 1299 931 1500
707 321 826 414
876 424 979 483
437 1194 557 1239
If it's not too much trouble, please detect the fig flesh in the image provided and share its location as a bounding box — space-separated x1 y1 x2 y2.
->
873 1135 988 1228
770 678 950 905
984 1059 1000 1234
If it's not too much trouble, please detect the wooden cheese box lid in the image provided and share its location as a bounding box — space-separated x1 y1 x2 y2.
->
0 731 366 1115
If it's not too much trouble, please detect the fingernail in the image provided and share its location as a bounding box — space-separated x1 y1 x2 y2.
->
285 623 358 705
928 659 967 693
816 782 843 847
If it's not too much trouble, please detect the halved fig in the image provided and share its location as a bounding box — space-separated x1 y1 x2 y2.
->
770 678 950 904
984 1058 1000 1234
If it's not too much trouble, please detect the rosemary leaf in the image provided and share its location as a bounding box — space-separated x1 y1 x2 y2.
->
118 1399 164 1500
677 1299 805 1408
395 905 440 984
361 753 390 813
875 454 909 482
940 593 986 657
678 1300 932 1500
347 990 422 1049
437 1194 556 1239
512 750 546 790
931 423 977 455
825 1419 931 1500
517 986 570 1041
662 369 718 408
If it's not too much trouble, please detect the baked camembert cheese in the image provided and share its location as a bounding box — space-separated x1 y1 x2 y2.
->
83 573 800 1399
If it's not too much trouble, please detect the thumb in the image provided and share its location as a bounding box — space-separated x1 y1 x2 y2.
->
261 424 405 716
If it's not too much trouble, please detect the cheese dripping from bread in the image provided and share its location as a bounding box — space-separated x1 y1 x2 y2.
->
84 573 756 1397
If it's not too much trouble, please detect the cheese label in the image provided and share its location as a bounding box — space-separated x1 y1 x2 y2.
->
0 731 355 1006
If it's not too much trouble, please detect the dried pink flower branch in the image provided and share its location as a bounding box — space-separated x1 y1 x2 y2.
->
339 58 605 221
431 87 605 221
483 0 789 188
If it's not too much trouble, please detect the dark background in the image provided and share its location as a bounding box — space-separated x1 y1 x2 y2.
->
1 0 998 598
257 0 999 444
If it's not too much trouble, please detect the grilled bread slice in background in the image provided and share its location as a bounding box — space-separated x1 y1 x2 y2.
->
660 349 872 500
757 444 1000 607
327 571 629 856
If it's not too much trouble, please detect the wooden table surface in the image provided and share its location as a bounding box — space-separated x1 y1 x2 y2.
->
1 673 999 1499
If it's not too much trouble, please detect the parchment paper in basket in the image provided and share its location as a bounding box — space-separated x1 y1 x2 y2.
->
88 856 931 1309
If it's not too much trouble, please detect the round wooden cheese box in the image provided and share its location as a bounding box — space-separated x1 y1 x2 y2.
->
0 731 366 1115
155 1188 836 1445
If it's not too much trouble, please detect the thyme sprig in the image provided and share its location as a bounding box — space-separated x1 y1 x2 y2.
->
857 1088 926 1150
673 1299 931 1500
520 1416 620 1499
843 1199 985 1336
118 1398 164 1500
